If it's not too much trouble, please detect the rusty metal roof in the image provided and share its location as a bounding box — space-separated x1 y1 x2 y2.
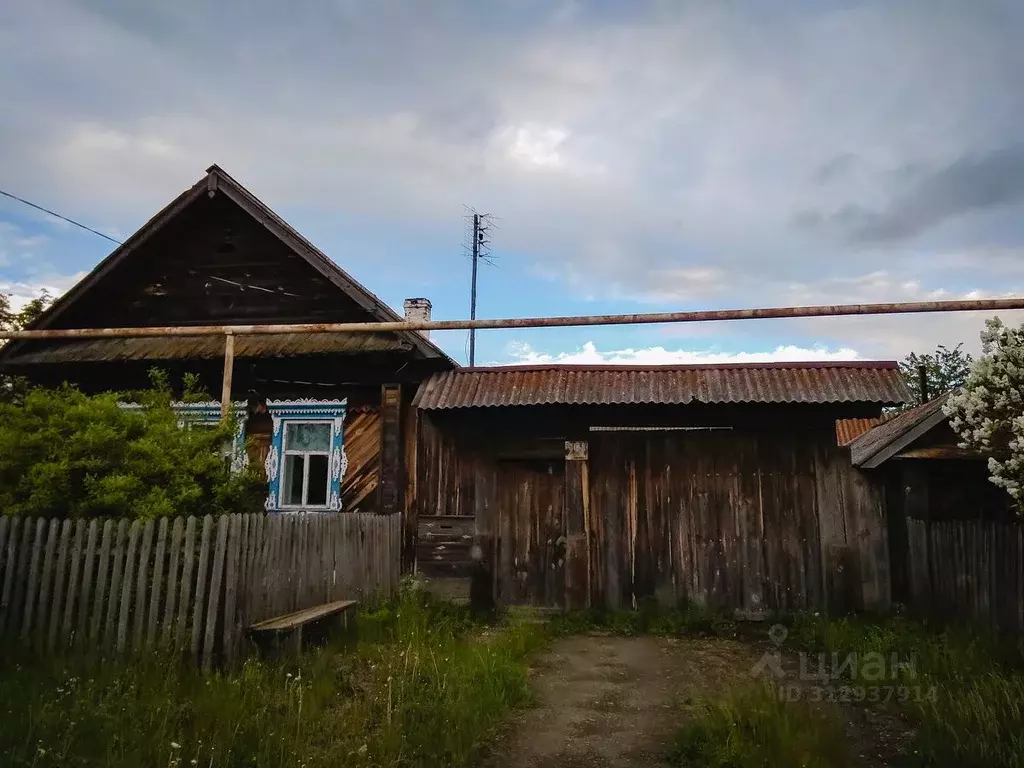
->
413 362 910 409
835 412 906 445
850 394 951 468
1 332 409 365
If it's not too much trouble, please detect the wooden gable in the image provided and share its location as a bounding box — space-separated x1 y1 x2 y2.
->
0 166 454 371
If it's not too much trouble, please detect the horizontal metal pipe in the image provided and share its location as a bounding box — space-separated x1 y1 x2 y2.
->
1 297 1023 340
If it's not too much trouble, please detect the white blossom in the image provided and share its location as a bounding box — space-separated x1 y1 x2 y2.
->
944 317 1024 508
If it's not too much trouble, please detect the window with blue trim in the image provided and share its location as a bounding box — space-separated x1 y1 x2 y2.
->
118 400 249 473
263 399 347 512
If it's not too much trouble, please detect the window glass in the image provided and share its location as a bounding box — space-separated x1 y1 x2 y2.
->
307 454 330 506
285 422 331 452
283 454 305 506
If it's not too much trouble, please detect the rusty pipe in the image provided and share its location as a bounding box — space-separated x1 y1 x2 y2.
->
2 297 1024 340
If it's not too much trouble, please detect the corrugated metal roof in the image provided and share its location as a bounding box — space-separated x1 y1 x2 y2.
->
834 410 909 445
413 362 910 409
850 394 950 468
2 332 408 364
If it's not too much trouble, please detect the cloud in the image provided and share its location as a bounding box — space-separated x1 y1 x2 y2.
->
1 1 1023 364
502 340 861 366
0 273 85 312
799 144 1024 243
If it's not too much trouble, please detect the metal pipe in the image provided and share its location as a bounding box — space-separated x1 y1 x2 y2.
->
2 297 1024 341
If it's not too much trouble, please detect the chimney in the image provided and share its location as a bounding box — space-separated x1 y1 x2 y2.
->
403 298 432 339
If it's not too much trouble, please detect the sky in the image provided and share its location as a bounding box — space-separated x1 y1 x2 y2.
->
2 0 1024 366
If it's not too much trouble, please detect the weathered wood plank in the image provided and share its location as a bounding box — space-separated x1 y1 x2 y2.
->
133 519 155 650
89 520 114 644
103 519 129 649
61 520 86 647
190 515 214 660
47 520 73 651
202 515 230 670
162 517 183 647
0 517 9 628
175 516 197 649
147 518 169 648
21 518 50 641
0 516 22 634
116 520 141 655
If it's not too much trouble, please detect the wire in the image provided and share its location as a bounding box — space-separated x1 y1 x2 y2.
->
0 188 123 245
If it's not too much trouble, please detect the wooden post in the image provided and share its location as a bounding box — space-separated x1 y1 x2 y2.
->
565 440 590 610
221 332 235 420
379 384 402 515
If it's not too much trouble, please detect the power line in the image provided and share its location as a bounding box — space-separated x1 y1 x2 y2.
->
0 188 122 245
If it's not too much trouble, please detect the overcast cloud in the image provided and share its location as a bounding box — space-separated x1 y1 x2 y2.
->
1 0 1023 364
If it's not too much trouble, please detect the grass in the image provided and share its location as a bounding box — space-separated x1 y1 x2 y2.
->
548 599 739 639
667 680 853 768
0 591 547 767
790 612 1024 767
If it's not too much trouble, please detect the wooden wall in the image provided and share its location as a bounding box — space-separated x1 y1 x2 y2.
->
415 414 890 614
907 517 1024 632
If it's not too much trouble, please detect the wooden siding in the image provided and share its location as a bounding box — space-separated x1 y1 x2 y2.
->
907 518 1024 632
340 409 381 514
415 417 889 613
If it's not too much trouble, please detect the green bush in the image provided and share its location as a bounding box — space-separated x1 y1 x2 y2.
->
0 379 266 519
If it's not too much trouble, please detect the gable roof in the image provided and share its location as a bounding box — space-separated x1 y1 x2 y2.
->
0 165 455 367
414 361 911 409
850 394 950 468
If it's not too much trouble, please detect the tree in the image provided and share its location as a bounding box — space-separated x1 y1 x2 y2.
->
899 343 973 407
0 290 53 404
0 374 266 519
945 318 1024 506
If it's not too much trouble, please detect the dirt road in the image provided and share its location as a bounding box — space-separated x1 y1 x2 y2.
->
482 633 758 768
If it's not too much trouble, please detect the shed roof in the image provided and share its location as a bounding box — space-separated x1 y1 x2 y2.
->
413 362 910 410
849 394 950 468
0 165 455 368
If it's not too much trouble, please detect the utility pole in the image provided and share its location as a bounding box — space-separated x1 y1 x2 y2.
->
470 213 479 366
465 209 495 366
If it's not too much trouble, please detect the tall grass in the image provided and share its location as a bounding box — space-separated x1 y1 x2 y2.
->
791 613 1024 767
0 593 546 767
667 681 853 768
548 599 739 638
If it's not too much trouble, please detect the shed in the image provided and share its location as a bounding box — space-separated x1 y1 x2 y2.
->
849 394 1015 602
411 362 911 615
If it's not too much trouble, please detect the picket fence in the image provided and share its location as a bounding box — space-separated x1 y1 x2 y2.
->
0 512 401 667
907 517 1024 632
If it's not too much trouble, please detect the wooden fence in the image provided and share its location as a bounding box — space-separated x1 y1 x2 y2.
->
907 517 1024 632
0 512 401 667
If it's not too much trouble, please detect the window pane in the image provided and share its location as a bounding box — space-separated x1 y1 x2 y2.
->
282 454 305 506
285 422 331 452
307 454 329 506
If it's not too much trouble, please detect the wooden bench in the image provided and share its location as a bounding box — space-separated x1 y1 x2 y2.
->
248 599 358 657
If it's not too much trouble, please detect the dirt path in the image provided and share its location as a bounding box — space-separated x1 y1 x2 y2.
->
482 633 758 768
483 632 916 768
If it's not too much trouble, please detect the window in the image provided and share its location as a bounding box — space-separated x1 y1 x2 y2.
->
281 422 332 507
263 399 347 512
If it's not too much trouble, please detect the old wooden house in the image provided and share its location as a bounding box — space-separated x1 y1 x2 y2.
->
411 362 911 615
0 165 455 516
846 395 1016 603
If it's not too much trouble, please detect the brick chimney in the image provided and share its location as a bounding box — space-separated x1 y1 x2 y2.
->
403 298 432 339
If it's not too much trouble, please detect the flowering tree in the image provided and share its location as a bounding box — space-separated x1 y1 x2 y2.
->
944 318 1024 506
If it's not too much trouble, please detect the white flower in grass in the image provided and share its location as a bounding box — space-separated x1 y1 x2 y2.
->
170 742 181 750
